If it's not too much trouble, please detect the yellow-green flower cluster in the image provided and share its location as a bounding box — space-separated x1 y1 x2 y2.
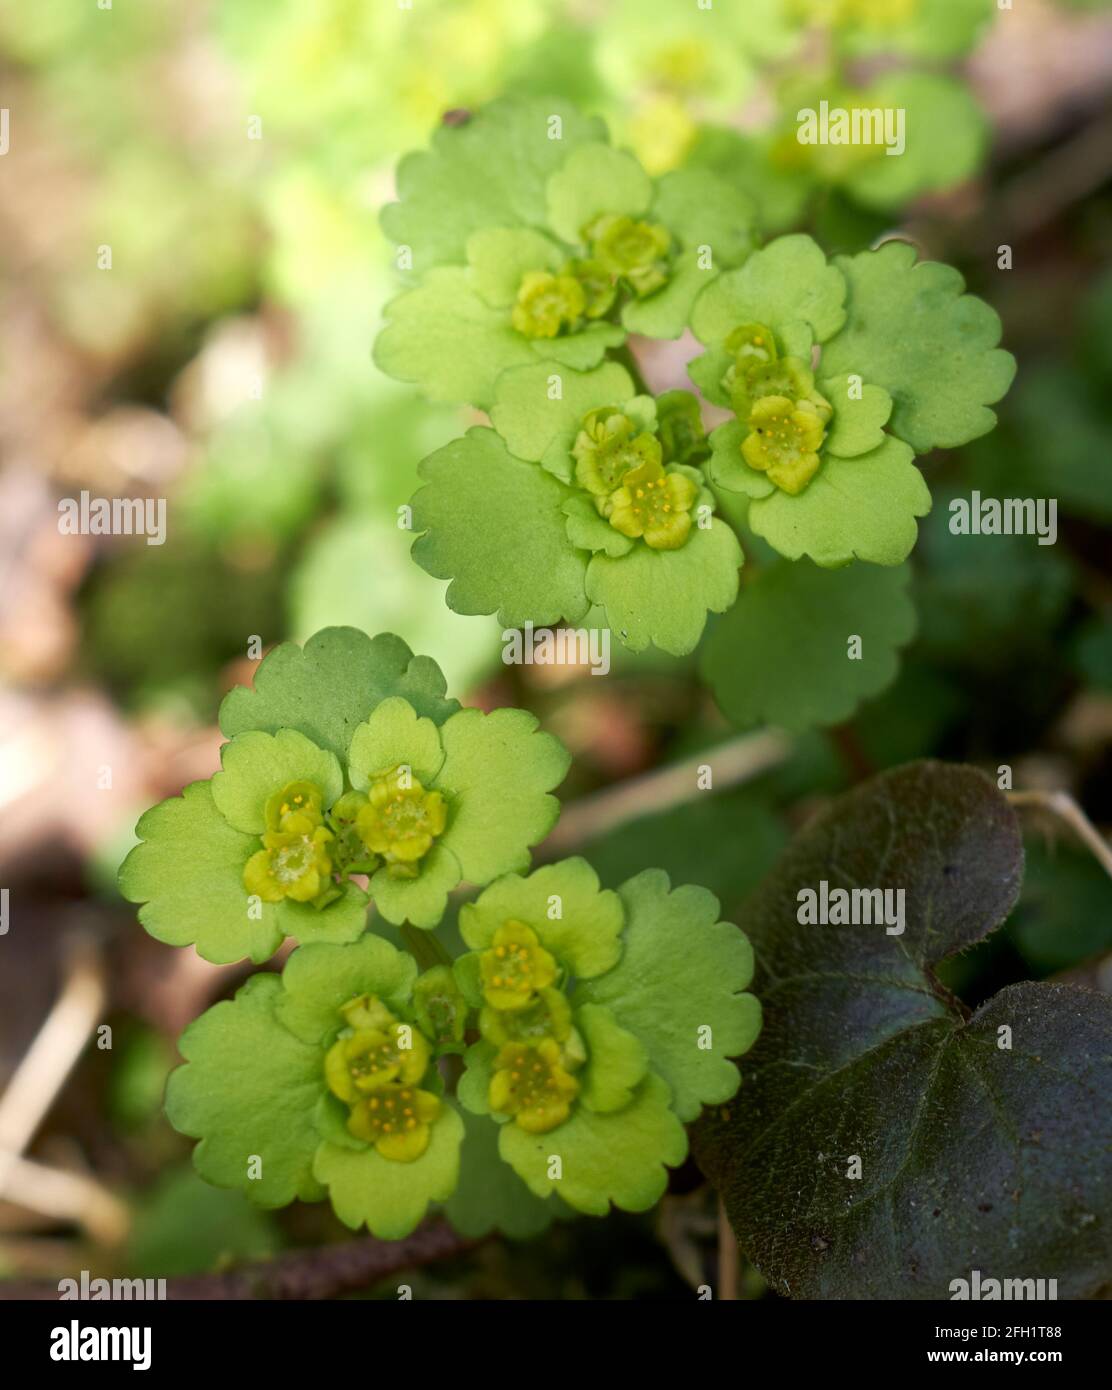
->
478 921 582 1134
324 993 441 1163
571 407 697 550
725 322 833 495
243 780 337 906
511 215 671 340
242 765 448 906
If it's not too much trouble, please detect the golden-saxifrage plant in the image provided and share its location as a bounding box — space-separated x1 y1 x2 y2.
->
120 628 761 1238
375 97 1015 729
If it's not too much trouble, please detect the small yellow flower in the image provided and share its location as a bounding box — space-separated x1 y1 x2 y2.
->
741 395 828 495
479 920 558 1012
324 1021 431 1103
355 767 447 879
488 1039 580 1134
608 457 699 549
566 258 617 319
264 780 325 832
572 407 662 505
243 811 334 904
479 986 572 1047
347 1084 441 1162
587 214 671 297
729 354 818 423
511 270 586 338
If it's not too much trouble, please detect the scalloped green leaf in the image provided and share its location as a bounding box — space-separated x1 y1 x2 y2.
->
278 881 370 947
498 1071 687 1216
219 628 457 762
367 842 462 931
545 142 652 244
576 1003 649 1114
489 361 634 473
821 376 893 458
690 234 846 347
347 696 445 789
700 560 917 732
693 762 1112 1300
842 73 988 210
708 419 773 499
821 241 1016 453
165 974 324 1207
119 781 283 966
562 492 635 556
467 226 565 307
374 269 549 411
381 97 606 270
435 707 570 885
211 729 343 836
749 438 931 568
842 0 993 60
276 935 418 1047
444 1109 570 1239
577 870 759 1122
411 427 590 628
314 1102 465 1240
585 519 743 655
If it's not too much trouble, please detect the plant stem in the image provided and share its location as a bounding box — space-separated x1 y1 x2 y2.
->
400 924 454 971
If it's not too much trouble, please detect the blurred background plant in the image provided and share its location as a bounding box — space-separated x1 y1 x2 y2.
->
0 0 1110 1299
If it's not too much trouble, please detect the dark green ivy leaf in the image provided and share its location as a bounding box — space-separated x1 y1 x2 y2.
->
694 761 1112 1300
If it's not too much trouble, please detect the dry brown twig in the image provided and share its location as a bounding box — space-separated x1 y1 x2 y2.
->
1006 789 1112 881
0 938 128 1244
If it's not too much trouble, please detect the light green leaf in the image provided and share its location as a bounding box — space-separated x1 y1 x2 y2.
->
842 73 987 209
691 234 846 346
623 169 756 339
165 974 324 1207
621 251 710 340
437 707 570 884
445 1109 570 1239
585 519 743 655
545 143 653 244
211 729 343 835
821 375 894 458
119 781 282 966
219 628 457 763
459 857 624 979
490 360 634 472
498 1072 687 1216
687 344 734 409
347 696 445 789
538 320 626 372
374 269 538 411
576 1003 648 1114
652 167 756 266
821 241 1016 453
562 492 635 556
314 1102 466 1239
275 936 418 1047
468 227 564 307
411 427 590 628
367 842 462 930
578 870 759 1122
381 97 606 269
843 0 993 60
277 881 370 947
708 419 774 499
749 438 931 567
700 559 918 731
375 269 623 411
457 1039 498 1117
